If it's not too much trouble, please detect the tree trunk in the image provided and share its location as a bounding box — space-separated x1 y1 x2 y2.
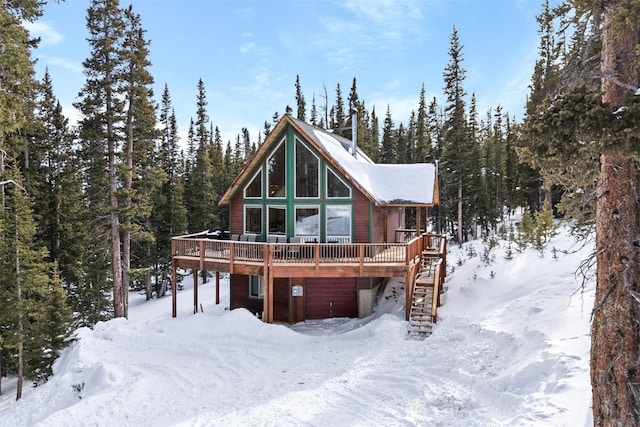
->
16 210 22 401
591 2 640 425
457 180 463 244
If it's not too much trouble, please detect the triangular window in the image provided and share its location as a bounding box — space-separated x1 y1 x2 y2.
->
244 168 262 198
326 168 351 198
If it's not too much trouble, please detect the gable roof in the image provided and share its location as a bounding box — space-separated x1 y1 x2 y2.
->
219 114 439 207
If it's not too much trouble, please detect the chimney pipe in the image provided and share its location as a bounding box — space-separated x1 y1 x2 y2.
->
351 105 357 157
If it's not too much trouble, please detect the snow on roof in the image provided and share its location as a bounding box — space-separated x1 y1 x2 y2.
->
292 118 437 205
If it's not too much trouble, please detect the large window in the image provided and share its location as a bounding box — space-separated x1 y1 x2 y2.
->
244 206 262 234
267 140 286 198
326 205 351 242
295 206 320 241
249 276 264 299
268 206 286 235
326 168 351 198
244 168 262 198
295 139 319 198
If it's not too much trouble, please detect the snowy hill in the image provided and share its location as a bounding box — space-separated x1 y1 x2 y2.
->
0 224 595 426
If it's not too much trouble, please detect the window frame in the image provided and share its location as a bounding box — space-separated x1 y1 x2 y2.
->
326 166 352 199
243 167 263 199
244 205 263 235
294 137 320 199
267 138 287 199
325 204 352 243
249 275 264 299
267 205 287 236
294 205 320 242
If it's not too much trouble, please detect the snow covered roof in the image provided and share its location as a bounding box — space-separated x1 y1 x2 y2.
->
220 114 438 206
290 117 438 206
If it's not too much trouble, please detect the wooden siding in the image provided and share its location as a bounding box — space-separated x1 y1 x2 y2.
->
352 190 371 243
230 274 263 316
272 278 290 323
230 193 244 235
306 277 357 319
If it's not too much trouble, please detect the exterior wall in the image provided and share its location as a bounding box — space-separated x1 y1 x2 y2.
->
230 274 263 316
230 193 244 235
225 123 393 322
352 190 371 243
273 278 291 323
386 208 403 243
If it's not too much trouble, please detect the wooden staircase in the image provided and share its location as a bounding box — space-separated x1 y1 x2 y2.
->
407 254 443 338
408 279 435 337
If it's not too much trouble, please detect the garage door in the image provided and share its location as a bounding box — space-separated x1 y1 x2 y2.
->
305 278 357 319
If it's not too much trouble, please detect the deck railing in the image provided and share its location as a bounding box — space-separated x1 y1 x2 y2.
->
172 238 418 265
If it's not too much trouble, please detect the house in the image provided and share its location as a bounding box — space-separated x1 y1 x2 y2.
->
171 110 444 328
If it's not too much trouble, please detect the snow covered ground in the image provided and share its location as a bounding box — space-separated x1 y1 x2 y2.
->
0 224 595 426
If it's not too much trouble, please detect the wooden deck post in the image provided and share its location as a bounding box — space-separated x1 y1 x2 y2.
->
263 244 273 323
215 271 220 305
171 262 177 318
193 270 198 314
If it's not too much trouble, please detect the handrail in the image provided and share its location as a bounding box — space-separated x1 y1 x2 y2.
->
431 258 443 323
172 234 446 264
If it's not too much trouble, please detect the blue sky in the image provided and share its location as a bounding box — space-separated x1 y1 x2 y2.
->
27 0 551 146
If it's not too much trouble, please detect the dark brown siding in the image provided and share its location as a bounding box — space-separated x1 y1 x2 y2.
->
230 274 263 316
352 190 371 243
371 205 385 243
273 278 290 322
230 194 243 235
306 277 357 319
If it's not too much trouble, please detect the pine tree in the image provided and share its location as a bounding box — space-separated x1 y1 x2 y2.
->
380 105 396 163
415 84 432 162
75 0 127 318
331 83 346 136
587 1 640 424
120 4 162 312
151 85 186 298
185 79 217 232
295 75 306 121
440 27 469 244
0 167 71 399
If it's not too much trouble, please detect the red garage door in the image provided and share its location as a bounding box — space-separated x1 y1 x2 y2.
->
306 278 357 319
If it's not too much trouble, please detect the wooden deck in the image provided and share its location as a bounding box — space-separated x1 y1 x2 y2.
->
171 233 447 322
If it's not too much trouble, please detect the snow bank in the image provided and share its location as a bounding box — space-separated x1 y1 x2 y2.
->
1 224 595 426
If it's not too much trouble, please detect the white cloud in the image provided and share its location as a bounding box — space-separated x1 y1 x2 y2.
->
23 21 63 46
46 56 83 74
240 41 256 54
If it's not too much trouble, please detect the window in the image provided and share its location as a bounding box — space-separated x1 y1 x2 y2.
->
327 168 351 198
244 206 262 234
267 140 286 198
244 168 262 198
326 205 351 242
249 276 264 299
295 139 319 198
268 206 286 235
295 206 320 240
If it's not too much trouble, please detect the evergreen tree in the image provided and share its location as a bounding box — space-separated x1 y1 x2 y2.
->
0 167 71 399
380 105 396 163
310 93 318 126
295 75 306 121
415 84 432 162
522 1 640 422
331 83 346 136
185 79 217 232
120 4 161 312
75 0 127 318
440 27 470 243
151 85 187 298
467 95 488 237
